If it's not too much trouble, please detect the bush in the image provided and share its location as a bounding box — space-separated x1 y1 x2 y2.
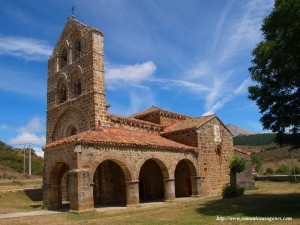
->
229 155 246 173
276 164 290 175
265 167 275 175
222 185 244 198
290 166 300 175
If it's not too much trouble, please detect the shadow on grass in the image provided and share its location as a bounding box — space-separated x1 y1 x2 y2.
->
24 188 43 201
197 193 300 218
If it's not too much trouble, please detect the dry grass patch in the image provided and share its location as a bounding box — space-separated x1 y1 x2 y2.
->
0 181 299 225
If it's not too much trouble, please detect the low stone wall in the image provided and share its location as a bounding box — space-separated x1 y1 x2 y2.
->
254 175 300 182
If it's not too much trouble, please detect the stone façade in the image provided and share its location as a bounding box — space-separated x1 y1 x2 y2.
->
43 17 244 212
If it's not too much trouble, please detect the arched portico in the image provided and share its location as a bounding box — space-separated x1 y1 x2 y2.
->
47 162 70 210
175 159 198 197
93 160 128 206
138 158 169 202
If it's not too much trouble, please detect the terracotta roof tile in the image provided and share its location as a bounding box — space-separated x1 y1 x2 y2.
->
43 127 197 151
108 113 164 128
163 115 216 133
130 106 191 120
234 148 251 155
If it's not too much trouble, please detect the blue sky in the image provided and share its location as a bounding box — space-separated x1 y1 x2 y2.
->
0 0 274 156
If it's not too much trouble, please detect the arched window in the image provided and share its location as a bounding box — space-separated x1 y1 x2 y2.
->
72 38 81 61
72 71 81 97
215 146 222 165
57 78 67 104
66 125 77 136
59 48 68 69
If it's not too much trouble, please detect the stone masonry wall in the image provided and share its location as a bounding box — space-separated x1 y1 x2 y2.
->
47 17 107 143
162 129 198 148
197 118 233 195
235 151 255 189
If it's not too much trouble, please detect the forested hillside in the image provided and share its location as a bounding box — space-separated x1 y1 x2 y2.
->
233 133 276 146
0 141 43 178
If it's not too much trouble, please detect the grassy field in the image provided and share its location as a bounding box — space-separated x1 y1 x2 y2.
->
0 181 299 225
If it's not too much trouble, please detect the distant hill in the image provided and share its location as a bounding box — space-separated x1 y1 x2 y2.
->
0 141 43 179
233 133 276 146
226 124 256 137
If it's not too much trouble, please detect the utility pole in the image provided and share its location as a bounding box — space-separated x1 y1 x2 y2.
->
28 143 31 176
23 144 26 174
291 149 297 183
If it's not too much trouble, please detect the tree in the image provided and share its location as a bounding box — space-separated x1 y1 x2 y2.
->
248 0 300 149
251 153 262 173
229 155 246 188
222 155 246 198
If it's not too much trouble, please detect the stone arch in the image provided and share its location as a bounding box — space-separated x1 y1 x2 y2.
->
58 40 70 70
51 106 87 141
138 158 169 202
215 145 222 165
56 76 68 104
65 124 78 137
47 162 70 210
93 159 131 206
138 158 169 179
70 65 83 98
174 159 197 197
70 30 83 62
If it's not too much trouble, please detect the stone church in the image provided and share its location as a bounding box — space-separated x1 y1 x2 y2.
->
43 17 237 212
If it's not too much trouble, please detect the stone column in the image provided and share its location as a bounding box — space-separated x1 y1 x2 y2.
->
191 176 204 197
69 169 94 212
126 180 139 206
164 178 175 202
47 184 61 210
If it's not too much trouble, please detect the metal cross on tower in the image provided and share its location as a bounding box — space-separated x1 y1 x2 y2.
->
72 6 75 16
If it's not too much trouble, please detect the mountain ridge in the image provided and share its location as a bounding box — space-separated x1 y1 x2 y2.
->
226 124 256 137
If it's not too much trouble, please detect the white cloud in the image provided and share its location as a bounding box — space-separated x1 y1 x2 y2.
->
9 131 46 146
106 61 156 89
211 0 235 51
18 117 45 133
150 78 211 93
182 0 273 115
8 117 46 156
0 35 52 61
0 125 7 130
218 0 274 64
234 78 252 95
127 89 156 115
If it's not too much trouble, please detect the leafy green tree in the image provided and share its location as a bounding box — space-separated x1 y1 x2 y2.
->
248 0 300 149
229 155 246 188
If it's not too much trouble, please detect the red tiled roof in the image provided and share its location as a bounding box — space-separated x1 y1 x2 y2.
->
130 106 160 118
234 148 251 155
108 113 164 129
163 115 216 133
43 127 197 151
131 106 191 120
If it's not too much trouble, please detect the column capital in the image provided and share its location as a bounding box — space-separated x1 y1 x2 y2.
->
127 180 139 184
164 178 175 182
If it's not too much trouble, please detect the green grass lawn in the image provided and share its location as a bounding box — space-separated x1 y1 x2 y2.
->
0 181 299 225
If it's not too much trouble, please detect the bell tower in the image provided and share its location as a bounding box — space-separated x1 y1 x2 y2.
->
46 17 108 143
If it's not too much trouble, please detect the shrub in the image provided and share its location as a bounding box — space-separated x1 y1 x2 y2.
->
276 164 290 175
265 167 275 175
290 166 300 175
222 185 244 198
229 155 246 173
